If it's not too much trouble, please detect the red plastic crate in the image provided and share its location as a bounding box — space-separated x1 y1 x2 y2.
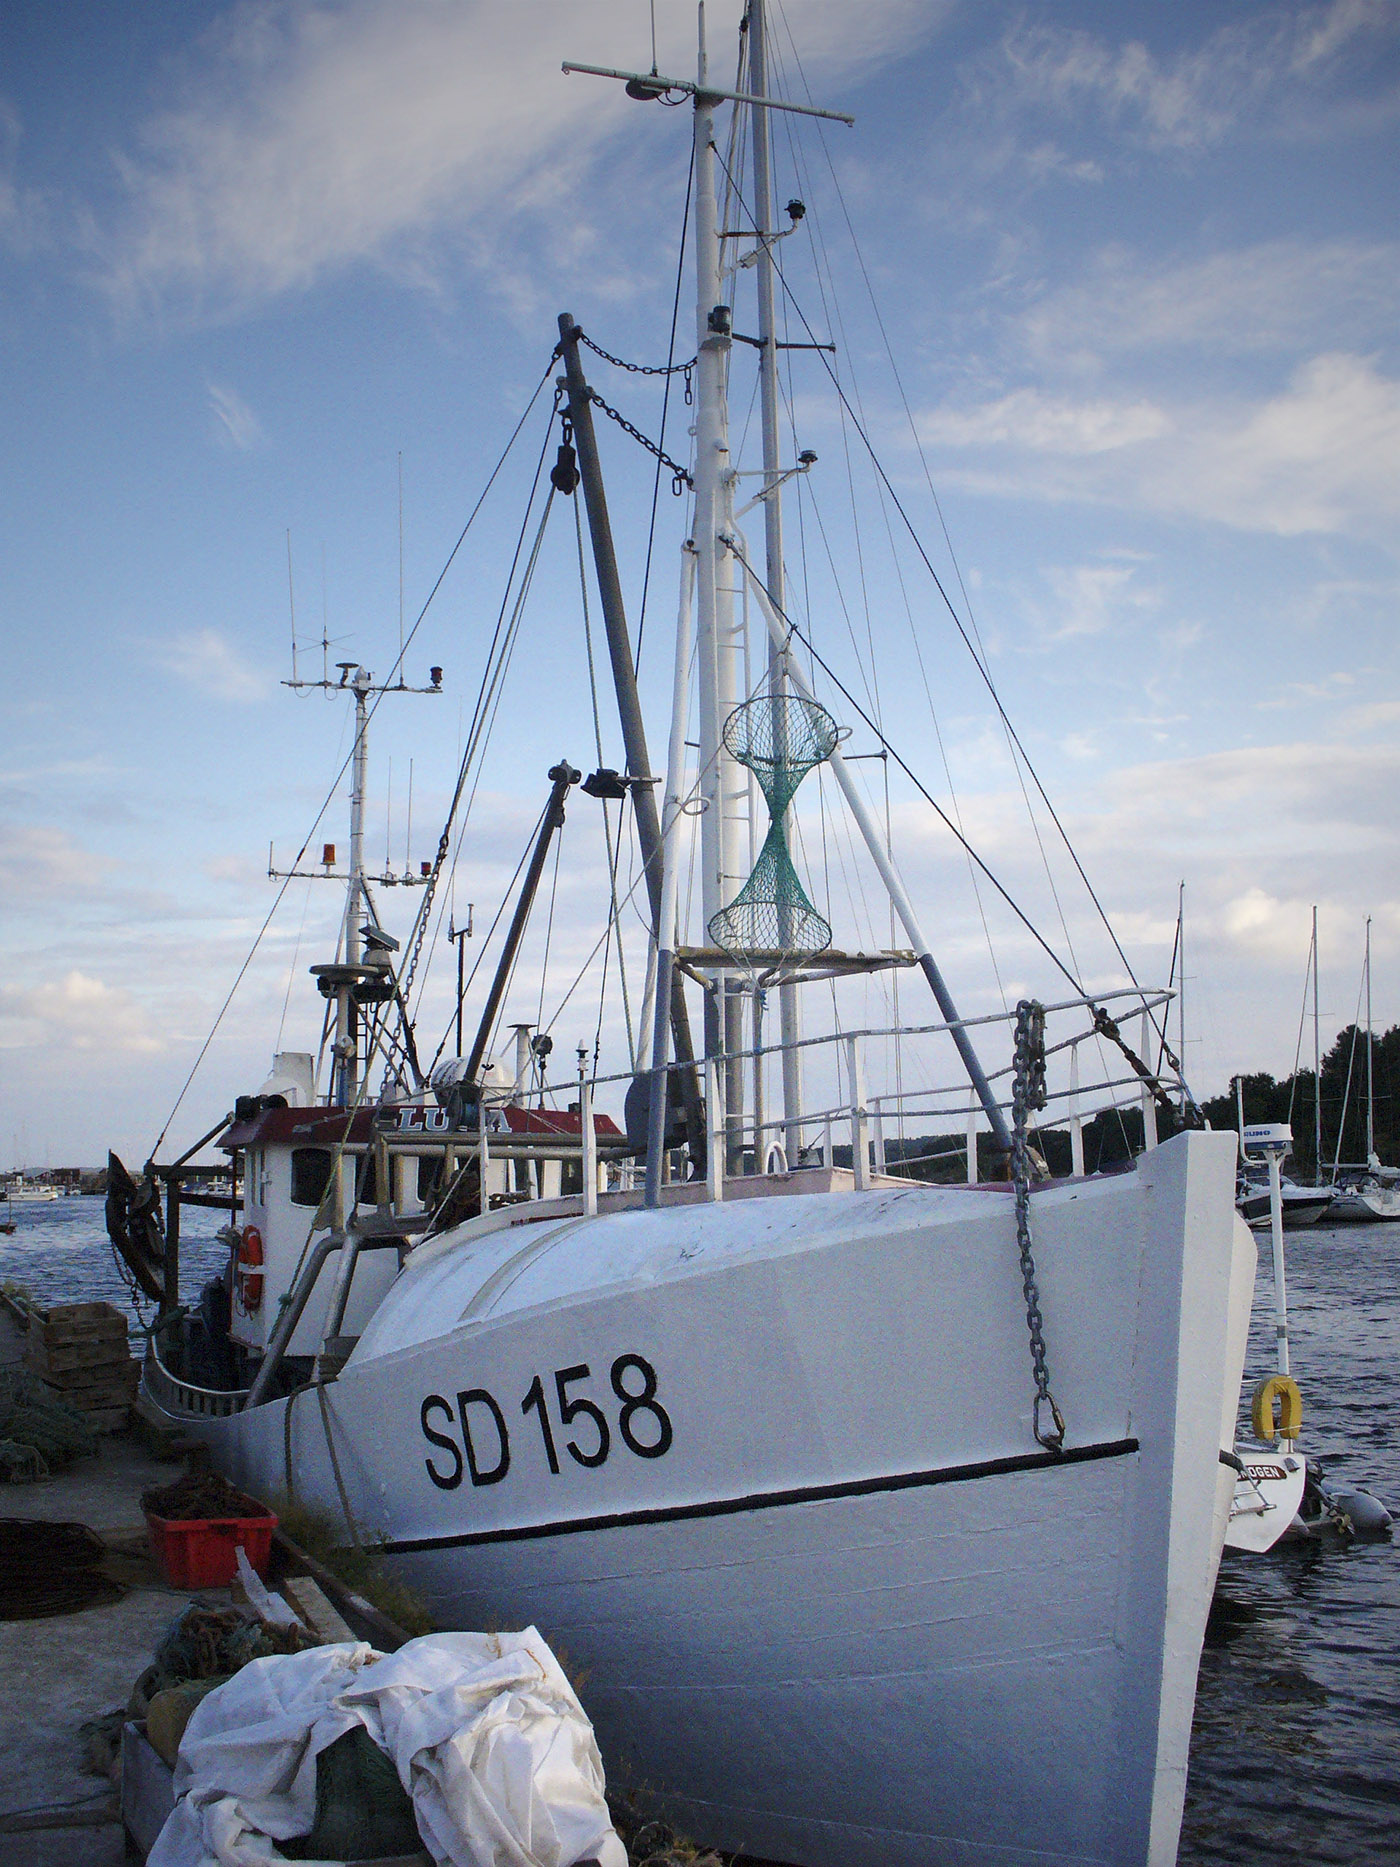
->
145 1509 278 1589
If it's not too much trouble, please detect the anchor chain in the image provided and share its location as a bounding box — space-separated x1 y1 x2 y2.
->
1012 1000 1066 1453
586 389 693 493
576 329 696 399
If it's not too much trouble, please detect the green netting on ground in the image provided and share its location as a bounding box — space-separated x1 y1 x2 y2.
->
0 1367 98 1480
709 695 838 960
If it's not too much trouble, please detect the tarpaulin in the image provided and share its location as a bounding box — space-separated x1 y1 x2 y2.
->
146 1628 626 1867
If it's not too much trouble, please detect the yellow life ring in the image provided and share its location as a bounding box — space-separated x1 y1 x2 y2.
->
1251 1373 1302 1443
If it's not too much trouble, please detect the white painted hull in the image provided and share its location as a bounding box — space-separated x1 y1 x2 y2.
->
151 1130 1250 1867
1327 1184 1400 1223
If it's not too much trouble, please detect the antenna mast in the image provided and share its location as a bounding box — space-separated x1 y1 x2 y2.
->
273 660 444 1103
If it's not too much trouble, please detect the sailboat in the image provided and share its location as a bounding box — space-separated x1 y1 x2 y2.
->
113 10 1254 1864
1236 907 1337 1229
1328 919 1400 1221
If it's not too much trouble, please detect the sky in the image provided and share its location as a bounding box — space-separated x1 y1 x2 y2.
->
1 0 1397 1169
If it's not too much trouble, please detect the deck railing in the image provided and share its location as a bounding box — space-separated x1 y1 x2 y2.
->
145 1339 251 1419
570 985 1182 1207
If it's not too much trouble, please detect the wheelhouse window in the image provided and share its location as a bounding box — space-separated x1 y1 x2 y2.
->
290 1147 335 1208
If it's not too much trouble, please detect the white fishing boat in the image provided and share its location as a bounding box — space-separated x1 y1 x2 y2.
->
113 10 1256 1863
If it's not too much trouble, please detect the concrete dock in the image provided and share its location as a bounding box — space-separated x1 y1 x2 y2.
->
0 1311 190 1863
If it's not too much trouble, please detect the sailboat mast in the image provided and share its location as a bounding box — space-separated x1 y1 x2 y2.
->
1177 881 1186 1114
747 0 803 1164
1312 903 1322 1184
1366 914 1374 1163
691 4 747 1157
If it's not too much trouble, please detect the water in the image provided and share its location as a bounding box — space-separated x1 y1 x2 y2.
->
1180 1218 1400 1864
3 1202 1397 1859
0 1195 231 1322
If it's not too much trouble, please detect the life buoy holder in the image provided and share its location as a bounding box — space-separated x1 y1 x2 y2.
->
1251 1373 1302 1443
235 1224 264 1313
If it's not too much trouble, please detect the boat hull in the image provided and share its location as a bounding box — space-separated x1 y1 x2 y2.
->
150 1130 1249 1867
1238 1186 1335 1229
1327 1184 1400 1223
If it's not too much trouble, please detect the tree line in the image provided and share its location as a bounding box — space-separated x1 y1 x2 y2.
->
839 1022 1399 1186
1199 1022 1400 1183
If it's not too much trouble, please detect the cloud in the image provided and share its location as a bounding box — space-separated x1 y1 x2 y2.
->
921 389 1169 455
208 382 262 448
1039 560 1160 641
1019 240 1400 370
0 971 163 1054
992 0 1397 155
153 627 269 700
98 0 936 317
0 824 111 901
917 353 1400 539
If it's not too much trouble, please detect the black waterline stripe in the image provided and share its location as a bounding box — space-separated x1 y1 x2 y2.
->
380 1436 1139 1555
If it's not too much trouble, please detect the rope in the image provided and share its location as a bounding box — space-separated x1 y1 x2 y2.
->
396 407 561 1021
636 131 695 669
316 1381 366 1553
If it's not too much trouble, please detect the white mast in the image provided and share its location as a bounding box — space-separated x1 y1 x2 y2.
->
748 0 804 1165
691 3 747 1158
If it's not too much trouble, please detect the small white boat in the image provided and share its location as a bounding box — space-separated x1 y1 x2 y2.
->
1237 1173 1337 1229
1327 1172 1400 1222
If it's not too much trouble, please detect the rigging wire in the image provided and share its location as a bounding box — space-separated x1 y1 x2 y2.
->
728 542 1087 1001
709 140 1164 1043
398 405 562 1036
574 493 636 1069
274 874 317 1054
147 359 557 1157
752 105 1056 966
425 804 550 1078
635 136 696 671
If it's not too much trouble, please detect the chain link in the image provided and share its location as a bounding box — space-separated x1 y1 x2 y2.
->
1090 1003 1200 1126
1012 1000 1066 1453
576 329 697 384
587 389 693 493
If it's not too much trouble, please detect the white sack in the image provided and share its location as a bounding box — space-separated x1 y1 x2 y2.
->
146 1628 626 1867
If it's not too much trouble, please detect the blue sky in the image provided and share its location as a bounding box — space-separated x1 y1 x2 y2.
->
1 0 1397 1168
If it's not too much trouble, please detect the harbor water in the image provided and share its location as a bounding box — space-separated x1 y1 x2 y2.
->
3 1198 1397 1861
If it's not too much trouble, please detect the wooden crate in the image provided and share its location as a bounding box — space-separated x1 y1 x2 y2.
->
27 1351 139 1396
42 1301 129 1347
26 1332 127 1374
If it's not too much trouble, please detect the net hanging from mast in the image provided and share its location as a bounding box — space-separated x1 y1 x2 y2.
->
708 694 838 958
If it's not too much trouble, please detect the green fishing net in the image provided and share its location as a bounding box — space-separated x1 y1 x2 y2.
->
0 1368 98 1480
708 694 839 959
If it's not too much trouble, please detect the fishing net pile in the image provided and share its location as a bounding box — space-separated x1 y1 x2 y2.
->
0 1365 98 1483
141 1468 266 1521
